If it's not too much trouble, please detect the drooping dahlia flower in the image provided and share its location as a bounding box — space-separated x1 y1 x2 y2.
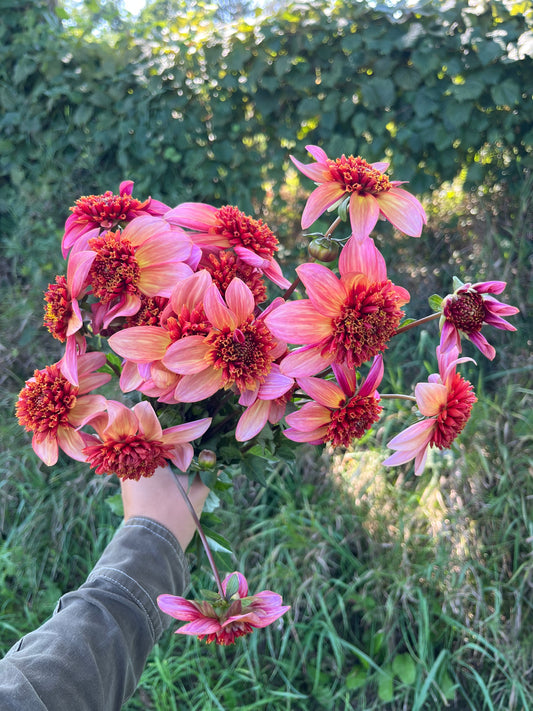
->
158 572 290 645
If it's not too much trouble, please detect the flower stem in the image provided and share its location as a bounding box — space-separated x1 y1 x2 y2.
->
324 215 342 239
282 275 301 300
172 472 224 596
380 394 417 403
394 312 440 335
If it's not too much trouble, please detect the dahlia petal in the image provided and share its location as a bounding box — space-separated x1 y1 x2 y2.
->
133 401 163 440
57 426 88 462
376 188 426 237
301 183 345 229
339 235 387 281
109 326 172 364
349 194 380 241
257 366 294 400
76 371 112 395
413 446 430 476
59 336 81 386
170 269 212 313
415 382 448 416
471 280 507 295
168 442 194 472
359 355 384 398
285 402 331 430
290 154 331 182
103 400 139 439
121 215 171 247
283 426 328 444
162 417 212 444
370 161 390 172
162 336 211 374
331 361 357 397
483 312 518 331
103 295 142 329
279 344 335 378
203 284 237 331
382 448 419 468
67 250 96 297
483 300 520 317
261 258 291 289
138 262 193 298
69 394 108 427
157 595 203 619
392 284 411 306
225 278 255 324
235 399 271 441
120 360 145 392
468 331 496 360
268 399 287 424
386 418 435 451
305 144 329 163
165 202 219 231
66 300 83 337
32 432 59 467
135 232 192 265
264 302 332 344
233 245 270 270
174 368 224 402
175 618 222 636
119 180 134 197
440 320 461 353
238 386 259 407
296 376 344 409
77 351 107 375
296 263 346 316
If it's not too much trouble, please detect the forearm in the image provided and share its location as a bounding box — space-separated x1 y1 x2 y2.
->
0 517 188 711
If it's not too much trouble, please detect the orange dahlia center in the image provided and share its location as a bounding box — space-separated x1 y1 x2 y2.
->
125 295 168 328
432 373 477 450
207 317 275 391
443 291 485 334
326 155 392 195
16 364 78 439
215 205 279 258
327 280 404 369
88 231 141 304
71 191 145 229
43 275 72 342
83 435 173 480
205 251 267 305
166 303 211 342
325 394 382 447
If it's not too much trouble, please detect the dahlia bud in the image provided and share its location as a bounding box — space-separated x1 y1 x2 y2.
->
198 449 217 469
308 237 340 263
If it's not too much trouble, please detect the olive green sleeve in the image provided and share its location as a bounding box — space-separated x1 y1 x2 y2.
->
0 517 189 711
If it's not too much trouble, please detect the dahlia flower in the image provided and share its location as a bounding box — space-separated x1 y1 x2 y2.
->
158 572 290 645
440 280 519 360
15 352 110 466
165 202 291 289
383 347 477 475
62 180 170 257
82 400 211 480
290 144 426 240
283 356 384 446
266 236 409 377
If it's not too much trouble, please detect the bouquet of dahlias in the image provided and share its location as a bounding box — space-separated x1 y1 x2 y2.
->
16 146 518 645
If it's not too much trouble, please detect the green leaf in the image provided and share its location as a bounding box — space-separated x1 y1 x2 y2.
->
361 77 395 108
346 665 367 690
224 573 240 598
105 493 123 517
392 653 417 685
202 526 234 555
452 276 465 291
491 80 520 106
428 294 443 312
377 667 394 702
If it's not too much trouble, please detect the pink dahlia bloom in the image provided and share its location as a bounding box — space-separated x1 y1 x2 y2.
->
15 352 110 466
82 400 211 480
265 236 409 377
62 180 170 257
383 347 477 476
161 278 287 403
291 144 426 240
440 280 519 360
165 202 291 289
284 356 384 446
158 572 290 645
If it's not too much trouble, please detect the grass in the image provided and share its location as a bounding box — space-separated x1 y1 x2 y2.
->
0 177 531 709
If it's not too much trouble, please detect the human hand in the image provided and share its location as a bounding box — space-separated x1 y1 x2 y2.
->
120 465 210 551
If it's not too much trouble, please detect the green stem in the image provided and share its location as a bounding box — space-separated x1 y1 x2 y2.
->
380 394 417 403
172 472 224 597
394 312 440 336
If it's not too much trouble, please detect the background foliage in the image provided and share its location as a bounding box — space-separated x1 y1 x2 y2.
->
0 1 531 709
